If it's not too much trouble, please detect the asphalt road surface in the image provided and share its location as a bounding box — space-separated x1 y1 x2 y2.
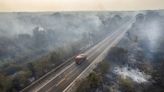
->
21 19 133 92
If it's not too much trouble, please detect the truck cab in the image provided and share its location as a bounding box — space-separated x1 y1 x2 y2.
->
74 54 87 65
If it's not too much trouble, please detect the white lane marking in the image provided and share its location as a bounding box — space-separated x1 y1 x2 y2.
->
34 62 75 92
46 78 66 92
63 19 134 92
84 30 118 55
35 32 116 92
21 57 76 92
39 27 121 91
64 68 77 78
86 29 121 60
56 78 66 87
36 20 134 92
46 66 79 92
47 66 82 92
85 19 130 57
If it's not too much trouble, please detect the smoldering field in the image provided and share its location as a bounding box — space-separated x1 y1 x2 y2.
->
76 10 164 92
0 12 133 66
0 11 164 92
0 11 132 92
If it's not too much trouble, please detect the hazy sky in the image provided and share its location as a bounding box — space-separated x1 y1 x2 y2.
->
0 0 164 11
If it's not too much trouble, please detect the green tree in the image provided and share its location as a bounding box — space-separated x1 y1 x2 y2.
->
87 72 102 88
119 78 136 92
98 61 110 75
76 72 102 92
0 74 12 92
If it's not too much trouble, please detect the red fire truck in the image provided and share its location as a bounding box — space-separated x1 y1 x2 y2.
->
74 54 87 64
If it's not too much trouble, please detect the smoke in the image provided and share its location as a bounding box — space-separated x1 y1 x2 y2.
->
0 12 136 64
0 13 36 36
0 12 103 42
0 12 134 37
113 66 151 83
143 20 161 52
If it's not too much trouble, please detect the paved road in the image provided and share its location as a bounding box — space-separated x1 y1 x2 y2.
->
21 19 133 92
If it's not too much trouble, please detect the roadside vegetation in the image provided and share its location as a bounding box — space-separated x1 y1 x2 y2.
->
0 12 126 92
76 46 152 92
76 11 164 92
77 61 110 92
0 32 98 92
